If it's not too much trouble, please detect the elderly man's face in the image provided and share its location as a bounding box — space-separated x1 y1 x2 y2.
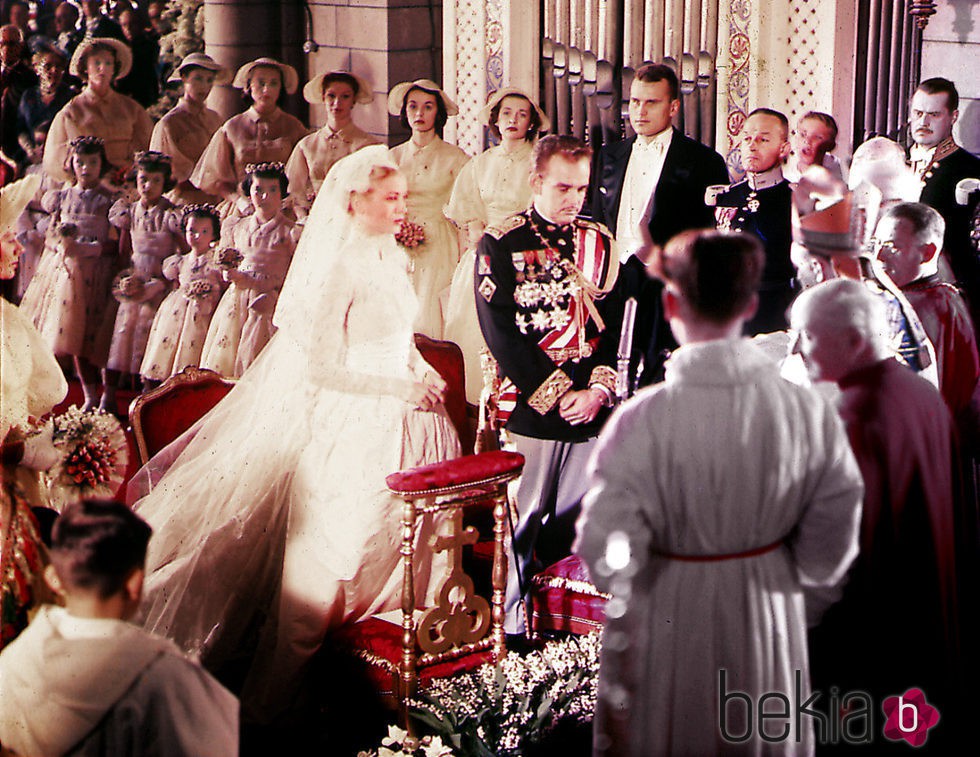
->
791 300 856 383
873 215 924 288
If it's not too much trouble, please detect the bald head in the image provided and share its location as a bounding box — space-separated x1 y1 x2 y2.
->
791 279 891 383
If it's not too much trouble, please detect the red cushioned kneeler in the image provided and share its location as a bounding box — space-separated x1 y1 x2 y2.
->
331 451 524 731
530 554 609 636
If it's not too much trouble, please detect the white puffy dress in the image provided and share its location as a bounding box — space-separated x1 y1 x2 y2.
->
131 222 460 719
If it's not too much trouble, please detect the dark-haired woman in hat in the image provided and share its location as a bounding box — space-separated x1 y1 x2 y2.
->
387 79 469 338
444 87 549 402
285 70 379 216
190 57 307 206
150 53 229 204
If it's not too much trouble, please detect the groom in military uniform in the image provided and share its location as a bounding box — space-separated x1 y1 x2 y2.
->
475 135 620 636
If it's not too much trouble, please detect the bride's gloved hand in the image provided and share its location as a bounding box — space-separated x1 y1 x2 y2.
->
409 371 448 411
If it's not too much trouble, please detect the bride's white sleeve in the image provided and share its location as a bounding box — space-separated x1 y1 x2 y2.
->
304 260 419 402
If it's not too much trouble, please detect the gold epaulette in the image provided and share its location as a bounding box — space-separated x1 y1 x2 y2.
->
574 217 612 238
485 214 527 240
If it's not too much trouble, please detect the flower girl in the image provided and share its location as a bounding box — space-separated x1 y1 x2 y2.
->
200 162 299 377
102 151 183 412
140 205 226 386
20 136 119 410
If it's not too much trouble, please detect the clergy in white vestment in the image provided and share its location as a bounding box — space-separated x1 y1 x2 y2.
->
575 229 864 756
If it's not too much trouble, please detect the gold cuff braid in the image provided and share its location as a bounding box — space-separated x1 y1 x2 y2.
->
527 369 573 415
589 365 617 395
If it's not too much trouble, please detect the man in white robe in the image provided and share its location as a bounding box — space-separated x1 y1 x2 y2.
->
575 230 864 756
0 499 238 756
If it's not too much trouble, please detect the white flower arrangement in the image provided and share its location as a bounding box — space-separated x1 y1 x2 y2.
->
396 632 601 757
357 725 454 757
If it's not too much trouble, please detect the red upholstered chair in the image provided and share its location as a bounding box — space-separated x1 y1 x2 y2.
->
529 554 609 636
128 366 235 465
414 334 474 454
331 450 525 733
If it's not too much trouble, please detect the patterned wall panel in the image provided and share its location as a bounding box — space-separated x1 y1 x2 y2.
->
446 0 487 156
725 0 752 178
784 0 824 124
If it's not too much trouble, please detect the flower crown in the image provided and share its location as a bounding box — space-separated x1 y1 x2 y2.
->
245 161 286 175
69 135 104 150
133 150 173 165
182 203 220 221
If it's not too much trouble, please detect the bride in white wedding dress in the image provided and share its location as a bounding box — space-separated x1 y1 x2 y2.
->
130 146 461 719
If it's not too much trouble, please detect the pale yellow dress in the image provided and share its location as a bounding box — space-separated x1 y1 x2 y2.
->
43 88 153 182
150 96 224 203
389 137 469 338
444 141 534 402
190 107 308 199
285 122 379 213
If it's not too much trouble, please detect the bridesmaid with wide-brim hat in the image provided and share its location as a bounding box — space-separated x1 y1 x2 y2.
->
387 79 469 338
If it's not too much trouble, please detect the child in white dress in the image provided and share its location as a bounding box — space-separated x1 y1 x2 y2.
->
141 205 225 386
103 152 183 412
20 136 119 410
200 162 300 377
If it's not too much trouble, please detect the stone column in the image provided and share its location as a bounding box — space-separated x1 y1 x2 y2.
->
203 0 306 121
304 0 444 143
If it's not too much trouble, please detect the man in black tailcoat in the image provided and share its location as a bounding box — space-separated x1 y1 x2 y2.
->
591 63 729 387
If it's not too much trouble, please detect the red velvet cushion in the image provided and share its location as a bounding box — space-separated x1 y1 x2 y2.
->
332 617 496 696
386 450 524 495
137 380 233 460
530 555 608 635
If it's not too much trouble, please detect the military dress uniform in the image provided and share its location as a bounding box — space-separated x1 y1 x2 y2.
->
912 136 980 319
475 207 619 634
710 166 795 334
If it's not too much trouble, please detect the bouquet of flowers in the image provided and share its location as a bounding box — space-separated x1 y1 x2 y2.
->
43 406 129 509
407 632 601 756
216 247 244 269
185 278 216 300
396 220 426 252
111 268 147 301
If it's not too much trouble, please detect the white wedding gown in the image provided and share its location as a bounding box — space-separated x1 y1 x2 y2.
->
131 214 460 718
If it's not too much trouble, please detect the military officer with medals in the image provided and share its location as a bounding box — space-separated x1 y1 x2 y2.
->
475 135 620 637
708 108 795 334
908 77 980 321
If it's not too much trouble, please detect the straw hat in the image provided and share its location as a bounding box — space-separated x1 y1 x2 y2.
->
167 52 231 85
386 79 458 117
303 70 373 105
477 87 551 135
232 57 299 95
68 37 132 81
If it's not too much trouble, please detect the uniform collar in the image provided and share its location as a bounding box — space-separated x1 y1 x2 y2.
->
530 205 572 233
746 164 785 191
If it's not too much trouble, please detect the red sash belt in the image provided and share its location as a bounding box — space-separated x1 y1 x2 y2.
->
659 539 783 562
